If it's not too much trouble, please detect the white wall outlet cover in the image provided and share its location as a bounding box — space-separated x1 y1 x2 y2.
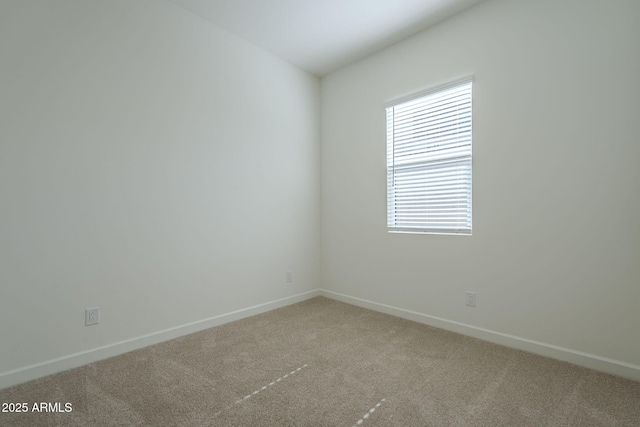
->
85 307 100 326
465 292 476 307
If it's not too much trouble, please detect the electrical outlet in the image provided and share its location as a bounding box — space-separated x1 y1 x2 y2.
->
465 292 476 307
286 271 293 283
85 307 100 326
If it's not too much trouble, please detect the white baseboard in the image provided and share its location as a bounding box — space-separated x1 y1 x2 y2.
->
3 288 638 390
0 290 320 390
319 289 640 382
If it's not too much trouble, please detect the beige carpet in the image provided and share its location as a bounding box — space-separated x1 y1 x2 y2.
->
1 296 639 426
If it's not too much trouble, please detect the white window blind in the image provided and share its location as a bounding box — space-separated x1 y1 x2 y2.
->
386 80 472 234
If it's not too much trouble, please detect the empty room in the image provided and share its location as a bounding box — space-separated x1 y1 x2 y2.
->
1 0 639 425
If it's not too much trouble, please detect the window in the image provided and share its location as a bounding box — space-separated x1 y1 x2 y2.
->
386 79 472 234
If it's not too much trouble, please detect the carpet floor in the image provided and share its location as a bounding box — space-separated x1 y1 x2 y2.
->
1 296 639 426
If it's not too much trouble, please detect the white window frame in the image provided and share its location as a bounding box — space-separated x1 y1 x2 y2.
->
386 79 473 235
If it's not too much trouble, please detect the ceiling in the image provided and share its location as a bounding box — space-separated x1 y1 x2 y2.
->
167 0 485 76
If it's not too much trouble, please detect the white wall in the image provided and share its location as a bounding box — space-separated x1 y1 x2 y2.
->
0 0 320 386
321 0 640 373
